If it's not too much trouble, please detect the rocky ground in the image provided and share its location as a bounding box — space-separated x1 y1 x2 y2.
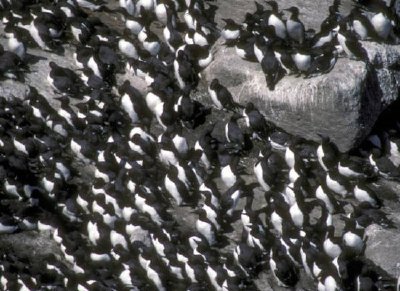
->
0 0 400 290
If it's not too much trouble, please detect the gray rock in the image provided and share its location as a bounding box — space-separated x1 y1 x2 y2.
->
363 178 400 278
254 271 274 291
0 231 61 259
365 224 400 277
203 1 400 152
0 30 83 107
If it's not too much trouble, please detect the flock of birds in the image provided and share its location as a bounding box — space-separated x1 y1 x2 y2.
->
0 0 399 290
220 0 400 89
222 0 400 89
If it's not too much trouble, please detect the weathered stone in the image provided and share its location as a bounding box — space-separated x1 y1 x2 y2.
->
0 42 77 105
0 231 61 259
365 224 400 277
254 271 274 291
203 1 400 152
363 178 400 277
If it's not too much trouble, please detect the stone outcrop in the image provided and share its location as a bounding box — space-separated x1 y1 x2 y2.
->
203 0 400 152
363 179 400 278
365 224 400 277
0 44 77 106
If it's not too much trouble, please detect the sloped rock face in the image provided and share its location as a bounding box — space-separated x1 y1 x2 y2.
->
203 1 400 152
365 224 400 277
364 179 400 277
0 44 77 105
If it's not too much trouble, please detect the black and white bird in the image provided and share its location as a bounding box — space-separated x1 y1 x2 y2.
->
306 46 338 77
119 0 136 16
315 179 344 214
317 134 340 171
291 47 312 74
0 45 27 81
0 215 19 234
266 1 287 40
269 241 299 287
118 29 139 59
260 42 286 90
285 6 305 44
254 147 287 191
350 202 394 229
195 208 217 246
175 92 210 129
337 153 374 179
208 79 239 111
323 225 342 259
221 180 244 219
47 61 84 97
118 80 152 126
174 50 199 91
163 11 183 52
369 4 394 41
353 182 381 208
341 216 366 256
234 31 257 62
4 26 27 59
225 113 246 152
337 22 369 61
349 8 377 40
326 169 352 198
164 165 191 206
221 18 242 45
243 102 271 140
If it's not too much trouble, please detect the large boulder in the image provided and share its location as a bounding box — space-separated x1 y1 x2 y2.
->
365 224 400 277
203 0 400 152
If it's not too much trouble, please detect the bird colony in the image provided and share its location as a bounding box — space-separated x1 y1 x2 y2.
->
0 0 399 290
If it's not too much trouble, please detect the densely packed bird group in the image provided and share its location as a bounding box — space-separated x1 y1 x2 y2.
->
0 0 399 290
222 0 400 89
